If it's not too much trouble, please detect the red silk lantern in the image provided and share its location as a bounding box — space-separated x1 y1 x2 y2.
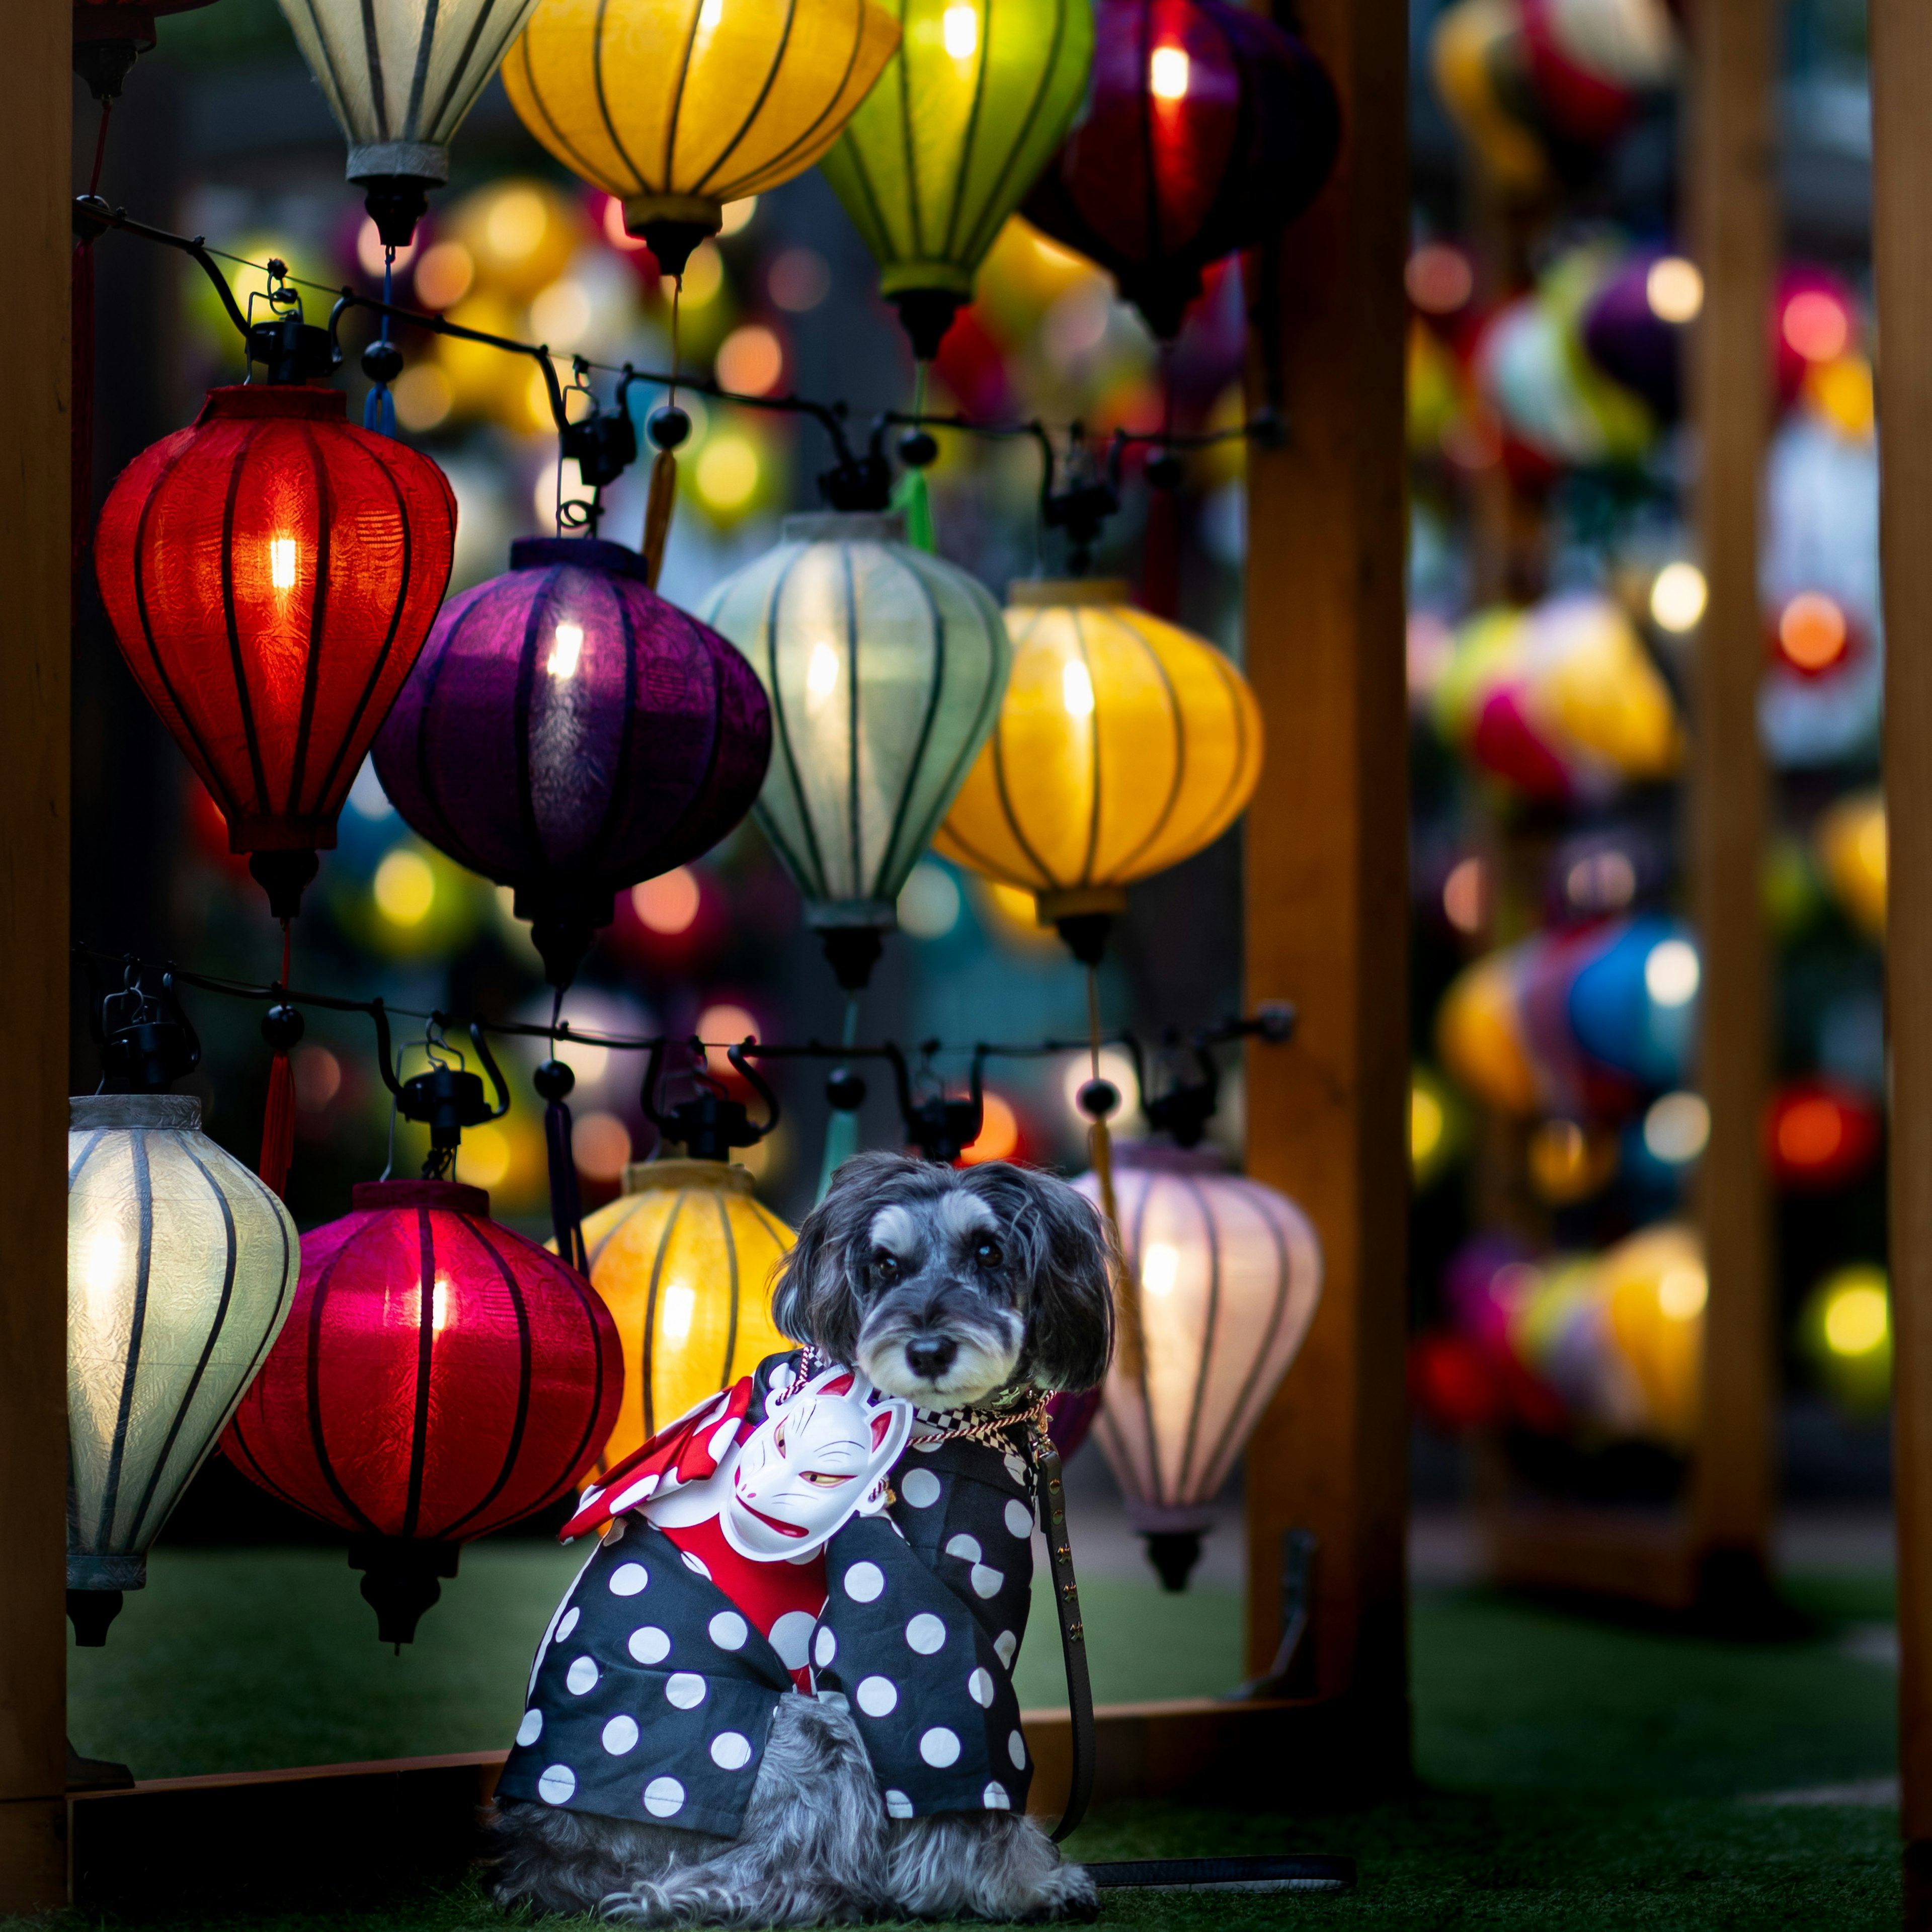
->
94 386 457 918
221 1179 621 1642
1022 0 1339 338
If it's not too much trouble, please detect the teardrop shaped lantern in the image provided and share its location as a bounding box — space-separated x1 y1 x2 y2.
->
577 1160 795 1472
817 0 1095 359
93 386 457 918
1022 0 1338 338
222 1178 622 1643
699 510 1010 987
503 0 901 274
1074 1143 1321 1590
373 536 772 989
932 578 1262 957
275 0 552 243
67 1095 299 1645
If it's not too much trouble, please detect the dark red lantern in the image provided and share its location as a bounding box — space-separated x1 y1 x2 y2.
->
221 1179 622 1643
373 536 771 989
94 386 457 918
1022 0 1340 339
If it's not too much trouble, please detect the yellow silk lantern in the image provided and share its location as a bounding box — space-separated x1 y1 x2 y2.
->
818 0 1095 357
503 0 901 272
1601 1222 1705 1446
933 580 1263 934
577 1160 795 1469
1815 788 1886 940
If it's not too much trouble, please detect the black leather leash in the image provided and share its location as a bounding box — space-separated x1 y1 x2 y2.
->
1029 1418 1095 1844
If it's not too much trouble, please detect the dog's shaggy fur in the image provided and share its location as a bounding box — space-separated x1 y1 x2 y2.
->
491 1156 1112 1924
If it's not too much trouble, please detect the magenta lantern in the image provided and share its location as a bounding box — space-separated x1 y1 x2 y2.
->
373 537 771 987
222 1179 623 1642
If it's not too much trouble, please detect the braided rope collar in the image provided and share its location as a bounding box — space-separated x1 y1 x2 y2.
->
795 1345 1047 1451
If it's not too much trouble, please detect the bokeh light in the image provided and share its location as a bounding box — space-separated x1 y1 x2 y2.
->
960 1091 1020 1164
1645 256 1703 324
1650 560 1708 632
632 868 702 935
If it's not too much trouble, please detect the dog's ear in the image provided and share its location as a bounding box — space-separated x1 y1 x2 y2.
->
770 1151 919 1362
978 1165 1115 1393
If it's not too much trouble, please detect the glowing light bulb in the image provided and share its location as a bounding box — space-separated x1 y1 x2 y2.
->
1141 1242 1179 1298
1645 256 1704 324
1824 1282 1888 1356
807 640 841 702
1150 44 1189 98
270 537 298 590
1062 659 1095 716
1644 938 1701 1008
942 3 978 56
1643 1092 1710 1164
1650 560 1707 632
431 1275 453 1332
661 1282 697 1345
547 621 585 680
698 0 723 28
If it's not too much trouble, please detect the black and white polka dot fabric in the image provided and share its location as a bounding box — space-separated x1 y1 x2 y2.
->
498 1351 1039 1835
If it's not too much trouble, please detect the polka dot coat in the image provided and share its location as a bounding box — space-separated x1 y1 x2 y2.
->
497 1353 1039 1835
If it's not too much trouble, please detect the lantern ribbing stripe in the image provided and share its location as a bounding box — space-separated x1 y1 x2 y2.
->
641 1191 686 1440
1103 614 1188 883
301 1243 383 1533
402 1206 439 1538
1193 1179 1295 1490
716 1189 742 1392
95 1131 155 1552
437 1214 538 1539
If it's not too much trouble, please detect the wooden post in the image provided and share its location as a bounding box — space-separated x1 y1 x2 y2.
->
1685 0 1777 1599
1871 0 1932 1911
0 0 71 1912
1242 0 1411 1775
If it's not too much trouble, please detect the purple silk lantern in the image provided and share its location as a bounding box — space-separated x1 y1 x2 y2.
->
374 537 772 987
1580 249 1684 419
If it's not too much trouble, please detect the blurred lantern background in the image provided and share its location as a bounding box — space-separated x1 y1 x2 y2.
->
65 0 1892 1588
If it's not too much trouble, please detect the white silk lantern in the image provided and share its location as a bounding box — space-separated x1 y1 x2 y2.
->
1075 1143 1322 1590
67 1095 299 1641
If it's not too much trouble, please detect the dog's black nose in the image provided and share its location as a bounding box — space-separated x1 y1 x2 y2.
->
905 1335 957 1381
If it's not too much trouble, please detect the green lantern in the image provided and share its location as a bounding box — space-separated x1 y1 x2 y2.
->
818 0 1095 360
698 511 1010 989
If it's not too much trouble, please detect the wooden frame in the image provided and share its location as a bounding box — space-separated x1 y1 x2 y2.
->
1471 0 1780 1620
0 0 73 1914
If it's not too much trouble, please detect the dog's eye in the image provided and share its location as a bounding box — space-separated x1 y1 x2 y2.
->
874 1252 900 1276
975 1239 1003 1267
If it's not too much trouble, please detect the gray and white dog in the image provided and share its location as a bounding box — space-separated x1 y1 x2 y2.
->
491 1153 1114 1925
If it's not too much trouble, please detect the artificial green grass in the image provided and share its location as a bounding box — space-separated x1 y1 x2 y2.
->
31 1546 1906 1930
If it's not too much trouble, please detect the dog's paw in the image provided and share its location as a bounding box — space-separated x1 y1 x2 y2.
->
1021 1860 1100 1922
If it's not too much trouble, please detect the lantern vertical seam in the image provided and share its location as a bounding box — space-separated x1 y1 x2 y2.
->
1170 1173 1220 1501
586 1193 633 1273
871 551 950 896
583 571 643 876
438 1218 537 1536
642 1191 689 1439
356 0 392 137
959 0 1084 268
408 589 496 874
401 0 443 138
918 581 1010 848
1193 1185 1294 1495
1184 636 1252 847
717 1188 741 1391
425 0 506 134
831 130 898 268
841 544 864 897
510 569 556 877
284 421 339 819
218 1181 300 1487
637 622 728 873
986 610 1061 889
1124 1169 1164 1503
659 0 708 195
122 1142 242 1550
68 1126 109 1187
1073 607 1105 886
936 0 994 261
896 0 928 258
401 1206 439 1539
553 1230 617 1483
760 546 833 897
299 1236 379 1530
292 0 359 136
305 431 436 818
1106 611 1189 879
123 438 232 810
95 1130 156 1552
66 1128 114 1564
691 0 799 195
514 31 619 194
218 422 277 823
730 0 877 196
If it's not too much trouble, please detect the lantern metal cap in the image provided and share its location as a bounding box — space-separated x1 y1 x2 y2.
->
1007 578 1131 608
511 535 652 581
782 512 909 547
804 897 900 931
351 1178 491 1216
1036 886 1129 922
620 1159 757 1196
347 142 449 186
68 1553 147 1590
70 1093 201 1132
197 385 348 424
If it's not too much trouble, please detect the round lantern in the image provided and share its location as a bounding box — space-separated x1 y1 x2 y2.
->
67 1095 299 1645
1580 247 1692 420
275 0 555 243
1598 1222 1703 1447
1022 0 1338 339
222 1178 622 1643
698 511 1009 986
93 385 457 919
933 578 1262 956
577 1160 794 1473
1799 1264 1892 1417
1074 1143 1321 1591
1566 915 1699 1090
1814 788 1886 940
818 0 1095 359
1765 1079 1883 1192
503 0 901 275
373 536 771 989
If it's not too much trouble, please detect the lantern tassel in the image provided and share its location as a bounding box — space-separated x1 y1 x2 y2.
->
641 448 678 588
258 923 298 1200
537 1007 590 1271
1083 963 1143 1379
891 361 938 552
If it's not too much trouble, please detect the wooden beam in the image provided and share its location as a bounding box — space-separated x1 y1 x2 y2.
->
1241 0 1411 1773
1871 0 1932 1909
0 0 72 1913
1685 0 1777 1590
